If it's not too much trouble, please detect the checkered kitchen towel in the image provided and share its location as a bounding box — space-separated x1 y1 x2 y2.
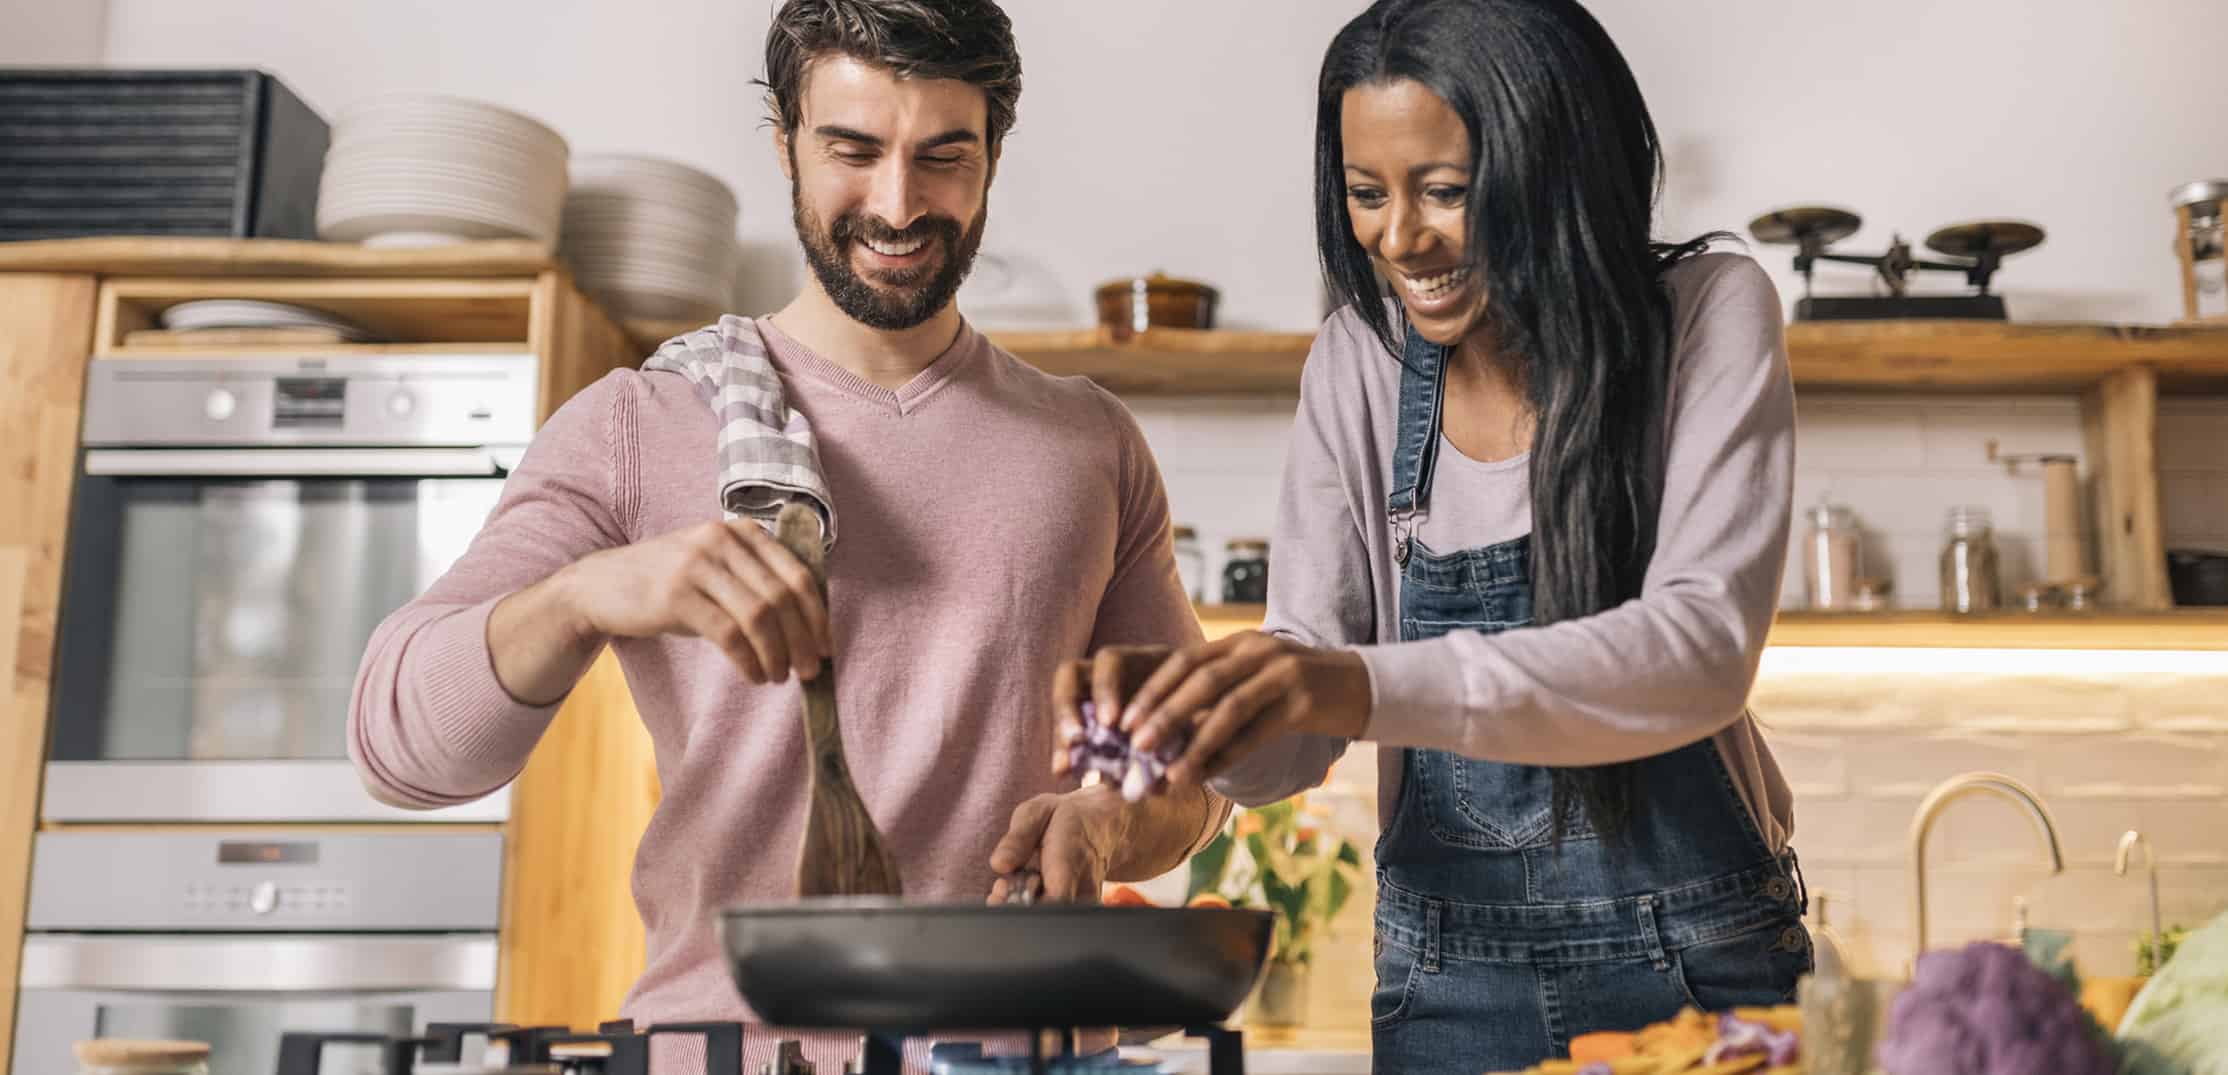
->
644 314 836 548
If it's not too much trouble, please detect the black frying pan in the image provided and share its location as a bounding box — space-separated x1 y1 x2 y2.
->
718 900 1273 1031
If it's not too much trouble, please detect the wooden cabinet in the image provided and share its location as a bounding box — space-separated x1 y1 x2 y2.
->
0 273 97 1075
0 239 659 1069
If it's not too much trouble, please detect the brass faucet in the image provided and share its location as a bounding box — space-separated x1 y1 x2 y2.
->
2116 829 2163 969
1909 772 2065 957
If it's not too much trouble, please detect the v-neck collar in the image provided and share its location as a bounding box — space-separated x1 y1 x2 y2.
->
757 318 980 417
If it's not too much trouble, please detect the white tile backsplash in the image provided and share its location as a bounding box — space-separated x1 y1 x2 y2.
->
1917 403 2088 471
2035 733 2227 801
1124 388 2228 981
1842 731 2039 799
2161 470 2228 546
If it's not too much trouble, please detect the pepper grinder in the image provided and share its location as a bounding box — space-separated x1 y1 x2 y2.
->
1986 443 2100 606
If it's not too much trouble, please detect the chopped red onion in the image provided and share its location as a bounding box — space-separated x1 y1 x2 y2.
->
1068 701 1186 801
1704 1011 1800 1067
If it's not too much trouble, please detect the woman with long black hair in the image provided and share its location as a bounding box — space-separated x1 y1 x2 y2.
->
1056 0 1809 1067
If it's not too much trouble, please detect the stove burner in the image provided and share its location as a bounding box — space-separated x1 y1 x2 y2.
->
275 1021 740 1075
271 1021 1245 1075
929 1044 1162 1074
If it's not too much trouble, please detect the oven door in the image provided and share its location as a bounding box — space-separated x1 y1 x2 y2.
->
14 934 496 1075
46 448 519 823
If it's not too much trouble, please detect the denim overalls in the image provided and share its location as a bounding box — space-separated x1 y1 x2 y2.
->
1370 327 1810 1073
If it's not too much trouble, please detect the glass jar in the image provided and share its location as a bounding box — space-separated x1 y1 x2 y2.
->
1172 525 1205 603
2172 179 2228 320
1852 576 1893 612
74 1040 211 1075
1939 506 2002 613
1802 502 1863 610
1221 539 1269 605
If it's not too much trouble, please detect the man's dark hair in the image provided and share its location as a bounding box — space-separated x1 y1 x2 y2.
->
761 0 1023 150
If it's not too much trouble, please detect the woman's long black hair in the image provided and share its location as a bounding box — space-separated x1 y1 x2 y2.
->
1316 0 1721 839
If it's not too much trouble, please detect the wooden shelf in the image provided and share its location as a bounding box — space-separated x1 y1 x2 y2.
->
94 278 540 355
1767 609 2228 650
1784 320 2228 393
992 327 1313 395
1196 603 1271 640
1192 604 2228 650
15 241 2222 396
0 236 557 279
613 322 1320 393
97 342 535 359
973 320 2228 397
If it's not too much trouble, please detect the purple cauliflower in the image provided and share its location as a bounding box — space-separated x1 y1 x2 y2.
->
1875 941 2116 1075
1067 701 1187 801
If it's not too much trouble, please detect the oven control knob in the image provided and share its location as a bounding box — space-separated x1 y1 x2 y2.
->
204 388 238 422
250 881 279 916
387 389 417 418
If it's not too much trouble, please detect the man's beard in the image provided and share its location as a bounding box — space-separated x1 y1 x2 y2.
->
793 185 986 332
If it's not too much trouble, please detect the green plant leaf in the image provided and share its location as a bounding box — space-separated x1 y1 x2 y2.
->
1326 864 1353 923
1186 831 1234 903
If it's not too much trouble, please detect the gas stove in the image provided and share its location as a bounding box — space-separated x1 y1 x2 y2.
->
273 1021 1246 1075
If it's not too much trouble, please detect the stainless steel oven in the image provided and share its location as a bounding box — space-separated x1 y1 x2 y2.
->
45 353 539 823
14 831 501 1075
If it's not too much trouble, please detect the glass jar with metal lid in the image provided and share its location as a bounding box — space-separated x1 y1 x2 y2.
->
1221 539 1270 605
1172 524 1205 603
2171 179 2228 321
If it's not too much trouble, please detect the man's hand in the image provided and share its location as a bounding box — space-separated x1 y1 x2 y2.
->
987 786 1127 904
489 518 836 706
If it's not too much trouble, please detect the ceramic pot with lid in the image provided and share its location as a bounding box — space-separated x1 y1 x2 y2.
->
1095 272 1218 340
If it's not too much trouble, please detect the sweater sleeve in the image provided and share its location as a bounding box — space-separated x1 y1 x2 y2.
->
1357 257 1796 765
1209 319 1378 807
347 371 638 808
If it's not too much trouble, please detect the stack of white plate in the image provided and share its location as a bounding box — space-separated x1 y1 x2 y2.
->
317 94 569 247
159 300 374 340
560 154 741 324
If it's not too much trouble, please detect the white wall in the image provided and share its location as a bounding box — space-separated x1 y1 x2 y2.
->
2 0 108 64
95 0 2228 327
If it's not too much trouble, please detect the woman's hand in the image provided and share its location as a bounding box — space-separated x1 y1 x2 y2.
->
1121 631 1372 787
1050 644 1174 776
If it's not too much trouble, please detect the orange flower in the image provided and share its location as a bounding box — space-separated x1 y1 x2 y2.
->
1235 813 1265 837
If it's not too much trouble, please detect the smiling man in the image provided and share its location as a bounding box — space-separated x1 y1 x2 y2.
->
347 1 1222 1070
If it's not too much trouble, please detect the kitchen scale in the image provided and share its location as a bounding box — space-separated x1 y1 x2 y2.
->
1747 206 2046 320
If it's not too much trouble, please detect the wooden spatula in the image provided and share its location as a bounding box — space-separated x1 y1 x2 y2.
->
773 501 904 898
